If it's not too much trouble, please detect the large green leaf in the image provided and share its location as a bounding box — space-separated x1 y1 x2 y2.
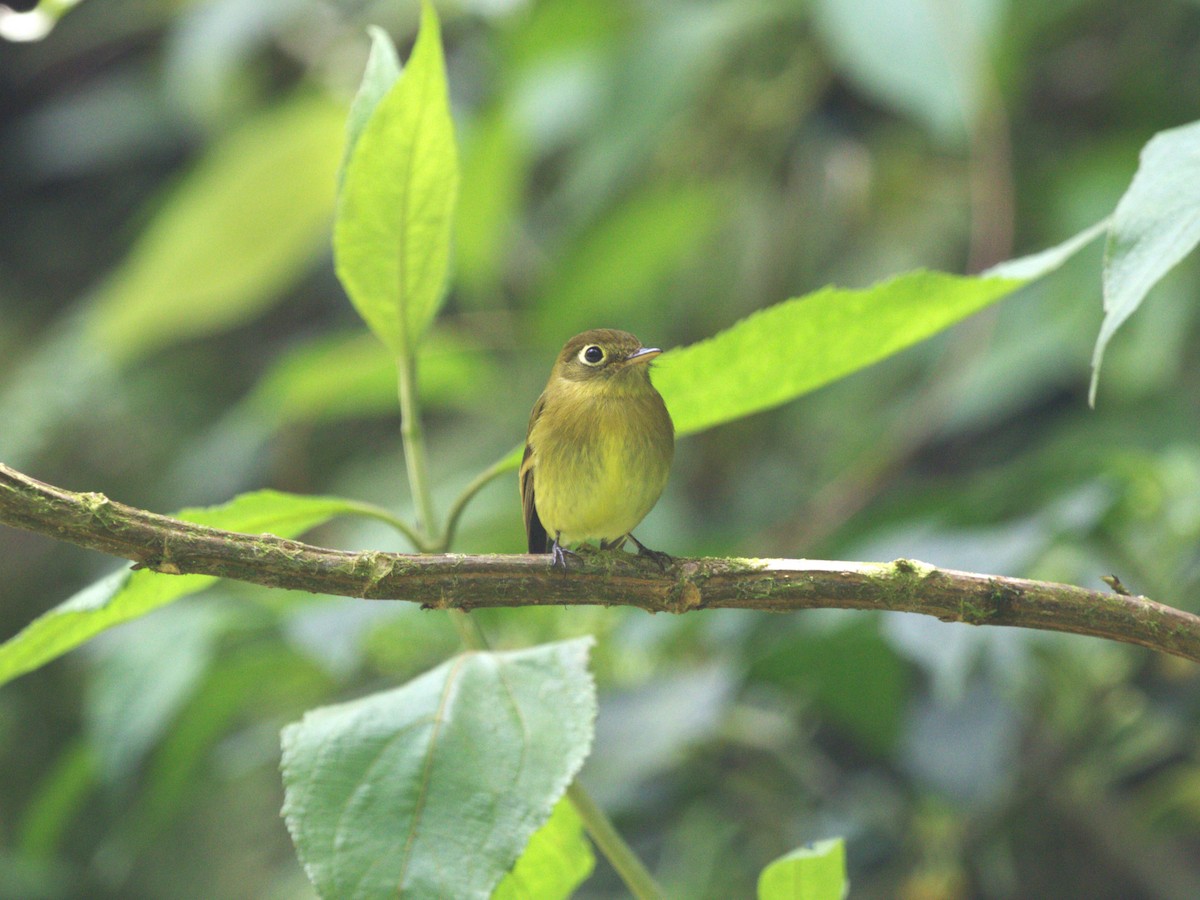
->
492 797 594 900
84 93 346 364
653 270 1023 436
1092 118 1200 404
333 1 459 357
0 491 360 689
810 0 1002 146
281 638 596 899
757 839 847 900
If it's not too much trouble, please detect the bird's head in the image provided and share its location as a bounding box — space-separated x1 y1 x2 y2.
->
552 329 662 385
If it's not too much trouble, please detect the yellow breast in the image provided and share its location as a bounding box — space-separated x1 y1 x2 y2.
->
528 381 673 546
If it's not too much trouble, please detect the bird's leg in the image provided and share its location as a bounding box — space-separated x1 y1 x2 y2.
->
550 532 580 569
599 536 628 552
626 533 671 570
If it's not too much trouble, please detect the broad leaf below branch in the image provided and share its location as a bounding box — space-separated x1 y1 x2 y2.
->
281 638 597 899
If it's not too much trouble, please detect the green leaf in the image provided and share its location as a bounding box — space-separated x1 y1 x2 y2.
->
1092 119 1200 404
492 798 595 900
334 0 459 357
84 93 346 364
653 270 1023 437
0 491 359 689
242 328 499 425
811 0 1002 146
281 638 596 900
984 218 1110 282
340 26 402 188
757 839 848 900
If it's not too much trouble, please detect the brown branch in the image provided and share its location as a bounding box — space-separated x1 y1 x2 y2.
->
3 462 1199 663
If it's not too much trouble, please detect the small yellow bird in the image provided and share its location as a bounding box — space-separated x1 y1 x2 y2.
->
521 329 674 567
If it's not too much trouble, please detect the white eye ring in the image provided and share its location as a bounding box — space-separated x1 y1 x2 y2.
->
578 345 605 366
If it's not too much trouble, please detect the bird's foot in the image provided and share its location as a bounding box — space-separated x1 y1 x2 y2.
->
626 533 672 571
550 536 580 570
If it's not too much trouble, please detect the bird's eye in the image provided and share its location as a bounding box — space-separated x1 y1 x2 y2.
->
580 345 605 365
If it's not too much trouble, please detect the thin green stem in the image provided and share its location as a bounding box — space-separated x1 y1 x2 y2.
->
335 499 432 553
438 448 521 552
397 355 438 543
567 781 663 900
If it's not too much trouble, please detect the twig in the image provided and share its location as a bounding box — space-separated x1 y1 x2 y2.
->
335 497 431 553
438 449 518 552
2 462 1199 664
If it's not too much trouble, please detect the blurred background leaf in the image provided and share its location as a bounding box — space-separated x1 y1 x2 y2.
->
84 92 345 365
811 0 1003 147
3 0 1200 897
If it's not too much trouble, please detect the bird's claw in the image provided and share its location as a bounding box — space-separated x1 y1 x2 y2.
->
550 536 580 570
627 534 672 571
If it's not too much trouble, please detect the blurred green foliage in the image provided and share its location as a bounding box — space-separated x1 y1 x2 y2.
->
2 0 1200 897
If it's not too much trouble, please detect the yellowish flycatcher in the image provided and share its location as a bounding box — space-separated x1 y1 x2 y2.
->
521 329 674 567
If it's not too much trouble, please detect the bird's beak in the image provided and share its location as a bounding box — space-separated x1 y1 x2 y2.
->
625 347 661 365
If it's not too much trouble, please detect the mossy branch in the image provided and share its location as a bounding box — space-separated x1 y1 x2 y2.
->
3 462 1198 663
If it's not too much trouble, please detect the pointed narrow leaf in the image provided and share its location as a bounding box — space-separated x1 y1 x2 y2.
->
653 270 1022 436
492 798 595 900
758 839 847 900
339 26 402 187
0 491 361 688
334 1 459 357
1092 118 1200 404
281 638 596 899
985 218 1110 281
493 238 1103 471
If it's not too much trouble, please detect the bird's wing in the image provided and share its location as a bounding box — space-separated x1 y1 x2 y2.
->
521 395 549 553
